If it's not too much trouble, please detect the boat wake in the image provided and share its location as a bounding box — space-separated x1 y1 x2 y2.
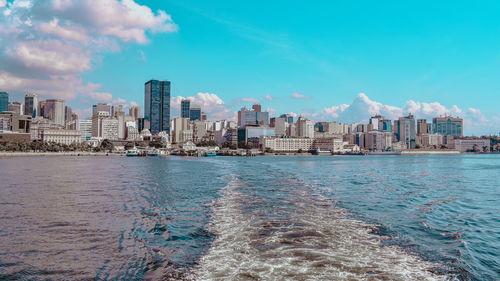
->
187 175 448 280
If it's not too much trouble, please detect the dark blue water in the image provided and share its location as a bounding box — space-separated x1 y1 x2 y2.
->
0 155 498 280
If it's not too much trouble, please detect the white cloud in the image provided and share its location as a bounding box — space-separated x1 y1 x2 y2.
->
241 97 260 103
265 94 273 101
0 0 177 103
171 92 234 120
266 107 276 116
38 18 90 43
320 93 498 136
291 92 310 99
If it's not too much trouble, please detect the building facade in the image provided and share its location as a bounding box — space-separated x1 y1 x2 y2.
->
432 117 463 137
145 79 171 135
24 93 37 117
0 92 8 112
181 99 191 119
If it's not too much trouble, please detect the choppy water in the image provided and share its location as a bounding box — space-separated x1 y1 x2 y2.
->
0 155 498 280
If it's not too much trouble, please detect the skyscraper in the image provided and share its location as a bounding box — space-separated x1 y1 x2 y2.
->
190 105 201 121
398 114 416 149
8 102 23 115
417 119 429 135
432 116 463 137
145 79 171 135
279 114 294 124
43 99 66 126
181 99 191 118
0 92 8 112
24 93 37 117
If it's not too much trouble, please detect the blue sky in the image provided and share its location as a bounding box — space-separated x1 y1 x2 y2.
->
1 0 500 135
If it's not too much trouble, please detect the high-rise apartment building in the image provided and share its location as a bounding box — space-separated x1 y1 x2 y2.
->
238 106 269 127
417 119 429 135
145 79 171 135
432 116 463 137
296 117 314 138
43 99 66 126
78 120 92 142
181 99 191 118
0 92 8 112
398 114 416 149
190 105 201 121
24 93 37 117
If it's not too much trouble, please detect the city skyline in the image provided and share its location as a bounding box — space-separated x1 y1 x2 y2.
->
1 1 500 135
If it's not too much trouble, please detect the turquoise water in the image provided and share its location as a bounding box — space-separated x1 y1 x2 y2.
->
0 155 498 280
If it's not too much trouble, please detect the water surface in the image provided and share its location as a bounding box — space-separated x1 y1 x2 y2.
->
0 155 498 280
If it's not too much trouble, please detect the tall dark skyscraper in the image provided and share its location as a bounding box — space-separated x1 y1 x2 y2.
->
24 93 37 117
0 92 8 112
145 79 171 135
189 105 201 121
181 99 190 118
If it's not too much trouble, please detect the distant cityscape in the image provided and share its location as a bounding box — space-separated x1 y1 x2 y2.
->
0 80 499 155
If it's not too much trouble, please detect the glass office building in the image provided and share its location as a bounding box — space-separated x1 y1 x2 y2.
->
432 117 463 137
145 80 171 135
190 106 201 121
0 92 8 112
181 99 191 119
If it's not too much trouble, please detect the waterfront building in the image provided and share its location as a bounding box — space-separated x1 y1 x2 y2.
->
126 125 139 141
129 106 141 120
0 92 8 112
173 117 190 143
42 129 81 145
92 103 111 116
366 131 393 151
418 133 444 148
190 105 201 121
432 116 463 137
239 126 275 148
30 117 63 140
313 137 344 153
0 112 31 133
398 114 416 149
144 79 171 135
181 99 191 119
260 136 314 152
452 139 490 152
78 120 92 142
43 99 66 126
24 93 37 117
8 102 23 115
296 117 314 138
193 120 209 143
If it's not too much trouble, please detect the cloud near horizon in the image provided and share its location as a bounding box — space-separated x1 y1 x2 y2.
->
291 92 310 99
320 93 498 136
0 0 177 101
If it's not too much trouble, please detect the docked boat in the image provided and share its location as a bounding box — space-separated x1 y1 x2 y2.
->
126 147 139 157
147 149 160 157
204 151 217 157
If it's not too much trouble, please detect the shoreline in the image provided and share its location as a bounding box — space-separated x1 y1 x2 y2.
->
1 151 497 157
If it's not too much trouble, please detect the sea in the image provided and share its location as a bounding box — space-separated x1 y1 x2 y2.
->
0 155 498 280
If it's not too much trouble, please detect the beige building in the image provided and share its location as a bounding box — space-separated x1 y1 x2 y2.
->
452 139 490 152
173 117 190 143
296 117 314 138
42 129 81 145
313 137 344 152
261 137 314 152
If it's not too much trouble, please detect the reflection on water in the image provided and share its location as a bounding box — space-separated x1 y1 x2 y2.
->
0 155 498 280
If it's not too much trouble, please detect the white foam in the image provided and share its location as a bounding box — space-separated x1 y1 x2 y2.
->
188 175 447 281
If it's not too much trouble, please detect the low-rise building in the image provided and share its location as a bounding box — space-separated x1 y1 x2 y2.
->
260 136 314 152
452 139 490 152
42 129 81 145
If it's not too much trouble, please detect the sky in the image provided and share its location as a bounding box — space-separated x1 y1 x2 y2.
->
1 0 500 135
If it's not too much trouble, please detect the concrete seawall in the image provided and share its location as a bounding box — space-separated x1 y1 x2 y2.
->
0 152 123 157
